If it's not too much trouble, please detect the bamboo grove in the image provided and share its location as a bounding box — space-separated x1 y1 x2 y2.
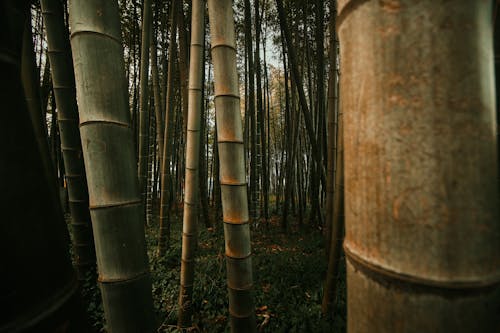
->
3 0 500 332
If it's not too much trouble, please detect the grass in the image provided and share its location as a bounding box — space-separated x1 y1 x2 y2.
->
83 210 347 332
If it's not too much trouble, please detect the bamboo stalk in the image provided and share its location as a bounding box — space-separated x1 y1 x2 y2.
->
207 1 256 331
177 0 205 327
40 0 96 281
69 1 155 331
338 1 500 331
2 2 88 331
138 0 152 224
158 0 179 255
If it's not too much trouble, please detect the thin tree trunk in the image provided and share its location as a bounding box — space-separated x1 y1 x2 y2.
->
207 0 257 331
339 1 500 331
281 39 292 231
321 64 343 316
199 38 211 228
146 101 155 225
324 0 338 255
254 0 268 224
177 2 190 138
40 55 52 121
69 1 155 331
178 0 205 326
158 0 179 255
244 0 258 225
151 17 164 177
41 0 96 280
138 0 152 224
275 0 326 189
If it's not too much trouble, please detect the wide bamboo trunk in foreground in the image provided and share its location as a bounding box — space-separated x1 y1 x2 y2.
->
207 1 256 331
338 1 500 331
69 1 155 331
2 2 88 331
40 0 96 281
177 0 205 327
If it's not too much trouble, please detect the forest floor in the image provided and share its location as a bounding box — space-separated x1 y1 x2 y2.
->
82 210 346 332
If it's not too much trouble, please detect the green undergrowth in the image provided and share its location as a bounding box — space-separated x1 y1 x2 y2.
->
82 212 347 332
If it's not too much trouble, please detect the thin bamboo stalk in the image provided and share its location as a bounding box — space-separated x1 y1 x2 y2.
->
40 0 96 281
178 0 205 326
138 0 152 224
158 0 178 255
207 0 256 331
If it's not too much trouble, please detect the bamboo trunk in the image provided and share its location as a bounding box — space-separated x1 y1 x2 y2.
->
158 0 178 255
69 1 155 331
275 0 326 189
324 0 338 258
207 0 256 331
254 0 268 223
178 0 205 326
138 0 152 224
321 102 343 317
151 20 164 173
40 0 96 281
243 0 258 225
338 1 500 331
2 2 88 330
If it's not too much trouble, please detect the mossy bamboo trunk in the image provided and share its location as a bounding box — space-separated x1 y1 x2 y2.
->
207 1 256 331
2 2 88 331
338 1 500 331
177 0 205 326
40 0 96 281
69 1 155 331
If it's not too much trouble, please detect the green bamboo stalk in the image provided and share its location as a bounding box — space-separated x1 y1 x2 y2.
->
40 0 96 281
177 0 205 326
138 0 152 224
2 2 88 331
207 1 256 331
69 1 155 331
